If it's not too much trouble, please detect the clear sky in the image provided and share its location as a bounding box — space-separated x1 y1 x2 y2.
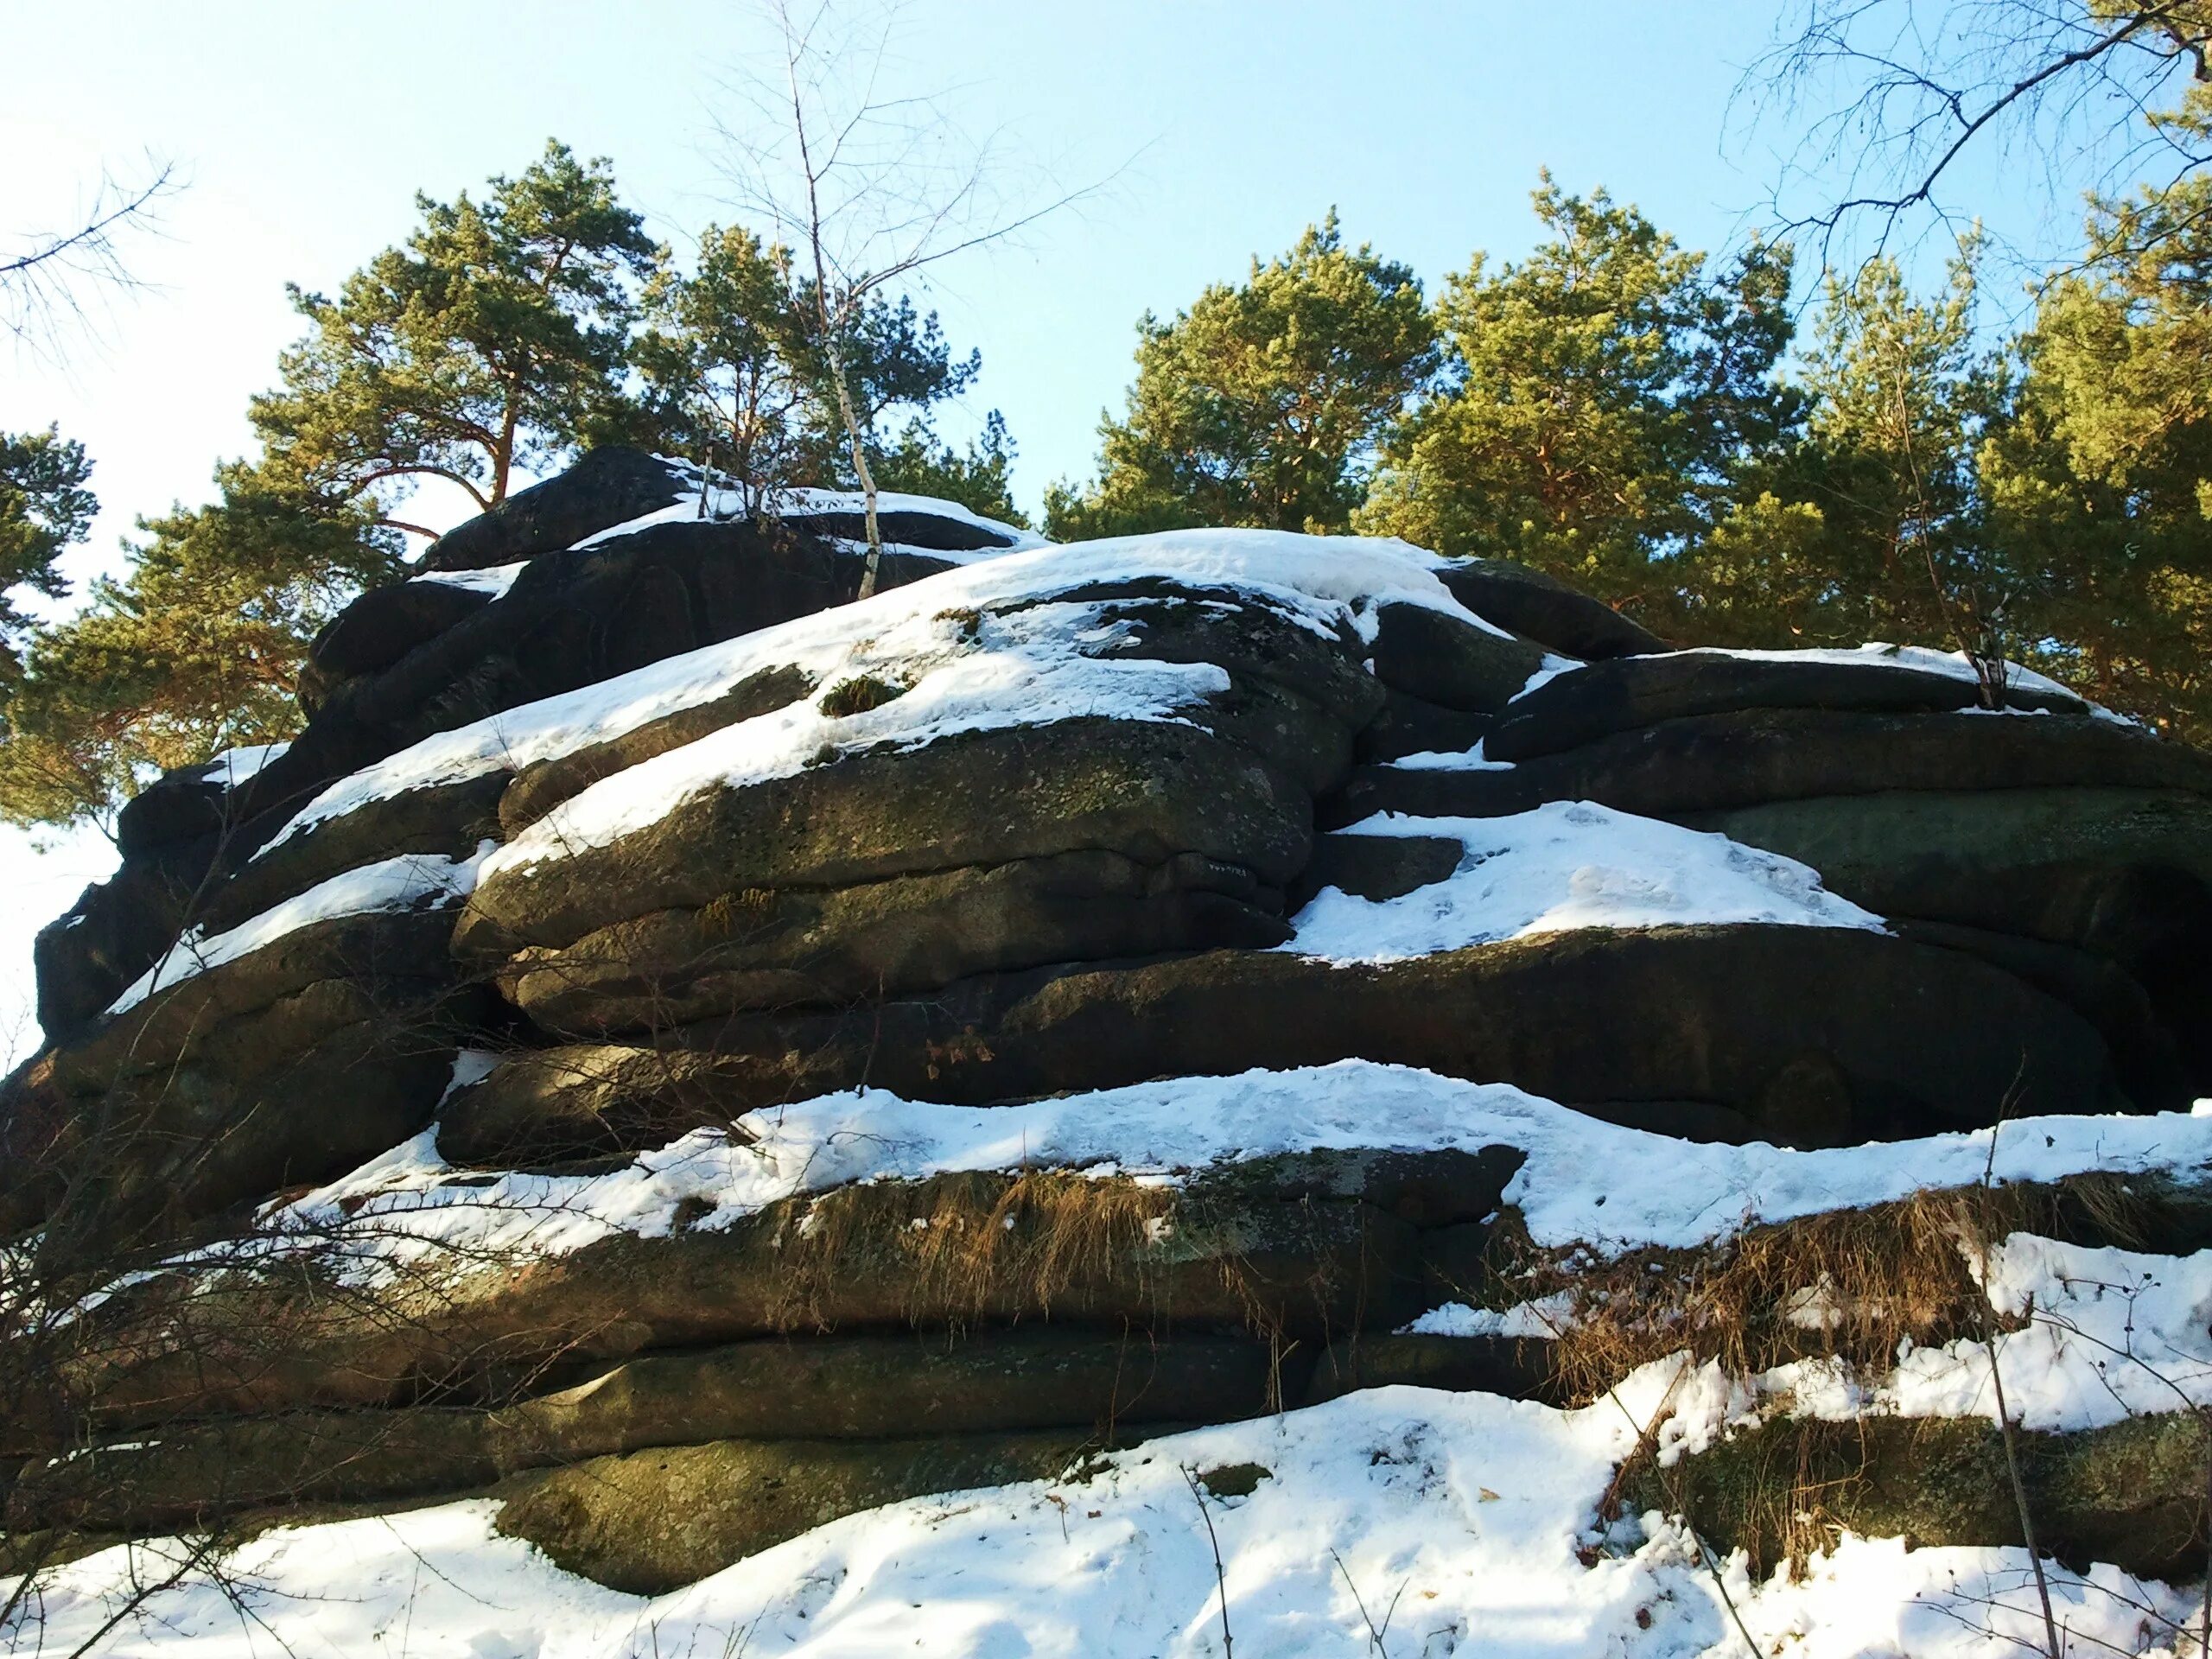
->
0 0 2083 1059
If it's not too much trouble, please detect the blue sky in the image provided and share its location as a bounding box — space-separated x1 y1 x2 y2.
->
0 0 2113 1055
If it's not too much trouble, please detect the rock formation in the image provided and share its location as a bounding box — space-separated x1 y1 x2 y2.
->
5 448 2209 1624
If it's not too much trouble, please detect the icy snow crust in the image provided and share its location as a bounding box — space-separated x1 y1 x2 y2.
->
17 1374 2193 1659
105 845 493 1017
1283 802 1885 963
260 527 1489 864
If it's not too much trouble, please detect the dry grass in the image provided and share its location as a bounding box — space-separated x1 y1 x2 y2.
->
1479 1173 2162 1410
758 1169 1224 1332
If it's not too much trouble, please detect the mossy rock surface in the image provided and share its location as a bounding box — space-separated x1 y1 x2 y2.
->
493 1428 1110 1592
1648 1409 2209 1582
456 717 1314 958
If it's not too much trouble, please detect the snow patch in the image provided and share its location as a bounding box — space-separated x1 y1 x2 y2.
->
261 528 1491 859
106 844 494 1017
13 1382 2192 1659
244 1061 2212 1282
1284 803 1885 963
412 560 530 600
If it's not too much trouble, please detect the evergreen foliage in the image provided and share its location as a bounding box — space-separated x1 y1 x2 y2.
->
631 223 1014 521
1356 180 1796 623
250 139 656 529
1688 244 2005 657
1045 213 1434 538
0 471 398 835
0 428 94 676
1980 176 2212 736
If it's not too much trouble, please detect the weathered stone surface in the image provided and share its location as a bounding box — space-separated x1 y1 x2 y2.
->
1329 708 2212 826
1691 786 2212 1084
1486 650 2087 764
83 1157 1478 1423
777 504 1023 553
1433 559 1667 659
1367 601 1551 713
12 1331 1287 1532
1354 686 1495 763
1685 785 2212 933
32 856 206 1043
1291 830 1465 907
498 664 817 835
502 849 1292 1035
1651 1409 2208 1583
1891 918 2188 1109
298 578 495 712
34 523 955 1034
457 718 1314 960
199 772 509 936
419 447 688 573
436 1044 767 1166
493 1429 1102 1592
668 925 2124 1138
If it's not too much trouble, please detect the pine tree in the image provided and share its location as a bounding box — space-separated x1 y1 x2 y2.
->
0 428 94 676
870 411 1025 526
1979 181 2212 737
0 470 398 835
1046 213 1435 539
251 139 656 530
1357 180 1796 623
1690 244 2005 658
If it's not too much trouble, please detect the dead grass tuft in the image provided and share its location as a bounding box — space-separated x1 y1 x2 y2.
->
760 1169 1224 1332
1480 1174 2160 1409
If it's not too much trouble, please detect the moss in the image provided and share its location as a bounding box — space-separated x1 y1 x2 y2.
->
817 674 907 718
493 1429 1111 1592
1640 1409 2209 1582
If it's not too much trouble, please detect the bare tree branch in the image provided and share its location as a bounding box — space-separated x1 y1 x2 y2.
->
3 157 182 359
709 0 1122 594
1737 2 2212 272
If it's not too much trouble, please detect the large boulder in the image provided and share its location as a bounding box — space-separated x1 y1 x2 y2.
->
1332 706 2212 824
661 925 2124 1141
417 447 690 573
1486 649 2088 763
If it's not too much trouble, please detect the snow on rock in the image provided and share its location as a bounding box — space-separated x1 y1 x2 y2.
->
200 741 289 788
12 1381 2192 1659
105 844 494 1017
411 559 530 600
1519 642 2105 715
1284 803 1885 963
240 1061 2212 1283
260 528 1499 858
1765 1234 2212 1433
569 465 1047 554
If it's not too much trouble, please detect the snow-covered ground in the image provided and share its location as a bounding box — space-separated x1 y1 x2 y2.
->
15 1371 2195 1659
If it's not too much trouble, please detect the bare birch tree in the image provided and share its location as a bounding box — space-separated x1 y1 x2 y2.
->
713 0 1096 595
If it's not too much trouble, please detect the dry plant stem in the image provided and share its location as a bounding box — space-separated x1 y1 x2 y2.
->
1180 1463 1234 1657
1326 1546 1401 1657
1974 1108 2062 1659
1551 1309 1760 1659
